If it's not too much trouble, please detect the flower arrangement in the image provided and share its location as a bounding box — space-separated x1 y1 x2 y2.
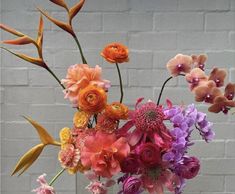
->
1 0 235 194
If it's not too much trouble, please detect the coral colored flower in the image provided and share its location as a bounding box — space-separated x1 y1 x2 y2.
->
58 144 80 168
208 67 227 87
86 181 108 194
137 143 161 168
224 83 235 100
73 110 90 128
61 64 110 105
166 54 192 77
191 54 207 71
78 85 107 114
32 174 55 194
95 113 118 133
194 80 222 103
101 42 129 64
105 102 129 120
178 156 200 179
59 127 71 145
81 131 130 178
185 68 208 91
208 95 235 114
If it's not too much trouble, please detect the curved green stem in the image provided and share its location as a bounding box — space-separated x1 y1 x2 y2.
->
157 74 185 105
72 34 87 64
49 168 66 186
115 63 124 103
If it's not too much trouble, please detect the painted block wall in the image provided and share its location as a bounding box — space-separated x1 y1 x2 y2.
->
1 0 235 193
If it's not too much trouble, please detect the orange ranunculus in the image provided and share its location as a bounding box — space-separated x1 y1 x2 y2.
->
78 85 107 114
105 102 129 120
80 131 130 178
61 64 110 106
101 42 129 64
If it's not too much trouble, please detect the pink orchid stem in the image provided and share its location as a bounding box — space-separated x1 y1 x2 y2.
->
72 34 87 64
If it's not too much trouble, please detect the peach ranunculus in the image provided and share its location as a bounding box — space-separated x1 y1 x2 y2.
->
104 102 129 120
61 64 110 105
185 68 208 91
101 42 129 64
81 131 130 178
78 85 107 114
166 54 192 77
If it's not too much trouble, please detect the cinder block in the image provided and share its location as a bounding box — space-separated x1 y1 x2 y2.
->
212 123 235 140
184 175 224 192
130 0 178 11
177 32 228 50
225 176 235 191
229 32 235 49
2 104 29 121
189 140 225 158
179 0 230 11
201 159 235 174
226 140 235 158
207 51 235 69
128 69 177 87
153 51 179 69
129 32 177 50
155 13 203 31
231 68 235 82
1 174 30 191
206 12 235 31
5 87 55 104
102 68 128 86
103 13 153 32
1 68 28 86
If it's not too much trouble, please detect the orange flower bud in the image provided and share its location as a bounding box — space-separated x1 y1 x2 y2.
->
105 102 129 120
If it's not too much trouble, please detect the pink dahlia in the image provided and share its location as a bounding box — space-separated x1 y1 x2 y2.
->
58 144 80 168
61 64 110 105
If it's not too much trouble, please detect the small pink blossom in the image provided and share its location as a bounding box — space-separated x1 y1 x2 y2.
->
32 174 55 194
86 181 108 194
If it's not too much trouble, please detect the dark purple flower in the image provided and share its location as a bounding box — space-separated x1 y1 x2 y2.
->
121 176 142 194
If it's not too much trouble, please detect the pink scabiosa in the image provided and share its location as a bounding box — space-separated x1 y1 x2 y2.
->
32 173 55 194
178 156 200 179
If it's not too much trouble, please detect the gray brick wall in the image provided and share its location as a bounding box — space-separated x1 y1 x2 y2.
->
1 0 235 194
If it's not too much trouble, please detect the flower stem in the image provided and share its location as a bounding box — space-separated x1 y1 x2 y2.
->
72 34 87 64
157 74 185 105
49 168 66 186
45 66 65 89
115 62 124 103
